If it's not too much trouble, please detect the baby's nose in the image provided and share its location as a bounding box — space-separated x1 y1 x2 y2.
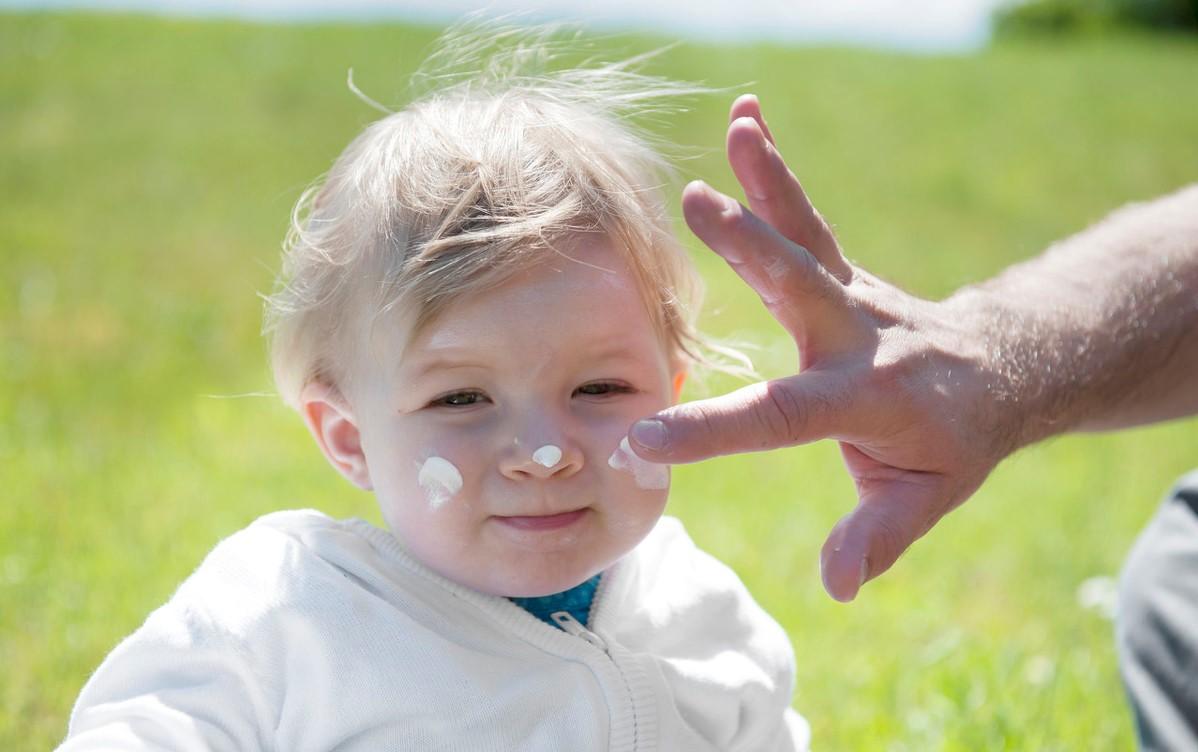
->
500 439 582 480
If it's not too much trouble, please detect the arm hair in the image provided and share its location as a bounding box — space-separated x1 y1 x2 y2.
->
949 183 1198 446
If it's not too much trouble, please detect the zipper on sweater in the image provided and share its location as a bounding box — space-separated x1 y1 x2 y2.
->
551 605 650 749
550 611 608 652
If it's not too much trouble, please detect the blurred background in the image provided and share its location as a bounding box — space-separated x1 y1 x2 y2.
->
2 0 1196 748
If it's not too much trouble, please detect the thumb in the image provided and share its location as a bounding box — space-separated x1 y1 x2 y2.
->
628 372 849 464
819 478 947 602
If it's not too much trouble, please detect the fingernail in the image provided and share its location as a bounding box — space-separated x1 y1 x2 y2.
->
630 419 667 451
858 557 870 589
684 182 713 228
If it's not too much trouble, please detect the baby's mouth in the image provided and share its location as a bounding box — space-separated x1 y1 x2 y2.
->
493 508 589 532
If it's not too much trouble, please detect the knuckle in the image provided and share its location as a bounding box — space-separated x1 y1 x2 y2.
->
782 248 839 304
676 400 732 457
717 199 749 233
751 382 808 446
697 404 722 449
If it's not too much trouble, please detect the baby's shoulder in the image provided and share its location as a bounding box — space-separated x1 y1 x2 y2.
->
163 509 378 632
187 509 340 582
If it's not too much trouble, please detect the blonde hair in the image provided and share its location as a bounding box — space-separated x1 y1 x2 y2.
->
264 24 738 410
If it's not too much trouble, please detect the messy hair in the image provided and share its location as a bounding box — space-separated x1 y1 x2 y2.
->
264 23 746 410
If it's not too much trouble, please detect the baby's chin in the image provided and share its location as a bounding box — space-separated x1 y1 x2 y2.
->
386 527 614 599
472 554 613 599
496 579 595 600
483 513 668 597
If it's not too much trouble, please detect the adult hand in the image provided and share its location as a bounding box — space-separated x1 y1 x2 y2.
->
631 95 1023 602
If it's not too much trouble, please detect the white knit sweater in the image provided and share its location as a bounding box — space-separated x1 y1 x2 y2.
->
59 510 810 751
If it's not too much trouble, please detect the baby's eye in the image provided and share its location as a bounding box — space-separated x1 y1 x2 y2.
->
574 381 634 398
430 390 489 408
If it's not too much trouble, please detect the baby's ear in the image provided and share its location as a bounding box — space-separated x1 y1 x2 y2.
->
299 382 373 491
671 370 687 403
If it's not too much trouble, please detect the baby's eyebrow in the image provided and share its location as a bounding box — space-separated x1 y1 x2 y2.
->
395 340 483 378
402 351 488 380
585 344 646 365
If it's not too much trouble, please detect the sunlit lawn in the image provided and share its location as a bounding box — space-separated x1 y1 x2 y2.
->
2 12 1196 749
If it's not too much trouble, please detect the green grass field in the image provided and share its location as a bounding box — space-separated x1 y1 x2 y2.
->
3 11 1197 749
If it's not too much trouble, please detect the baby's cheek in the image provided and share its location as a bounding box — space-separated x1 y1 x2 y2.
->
394 421 488 500
415 456 464 510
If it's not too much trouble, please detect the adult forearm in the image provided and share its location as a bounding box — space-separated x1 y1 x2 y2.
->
952 184 1198 446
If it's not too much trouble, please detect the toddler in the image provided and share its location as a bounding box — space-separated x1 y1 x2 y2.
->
59 28 810 752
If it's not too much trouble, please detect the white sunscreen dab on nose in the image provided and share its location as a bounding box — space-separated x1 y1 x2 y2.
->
607 436 668 490
532 444 562 468
418 456 463 509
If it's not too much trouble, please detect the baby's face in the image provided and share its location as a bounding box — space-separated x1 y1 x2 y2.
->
347 234 678 597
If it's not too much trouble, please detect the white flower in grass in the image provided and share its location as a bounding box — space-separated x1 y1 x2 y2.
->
1023 654 1055 686
1076 575 1118 620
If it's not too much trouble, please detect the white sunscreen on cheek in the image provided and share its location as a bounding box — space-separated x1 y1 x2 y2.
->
418 456 463 509
532 444 562 468
607 436 668 490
